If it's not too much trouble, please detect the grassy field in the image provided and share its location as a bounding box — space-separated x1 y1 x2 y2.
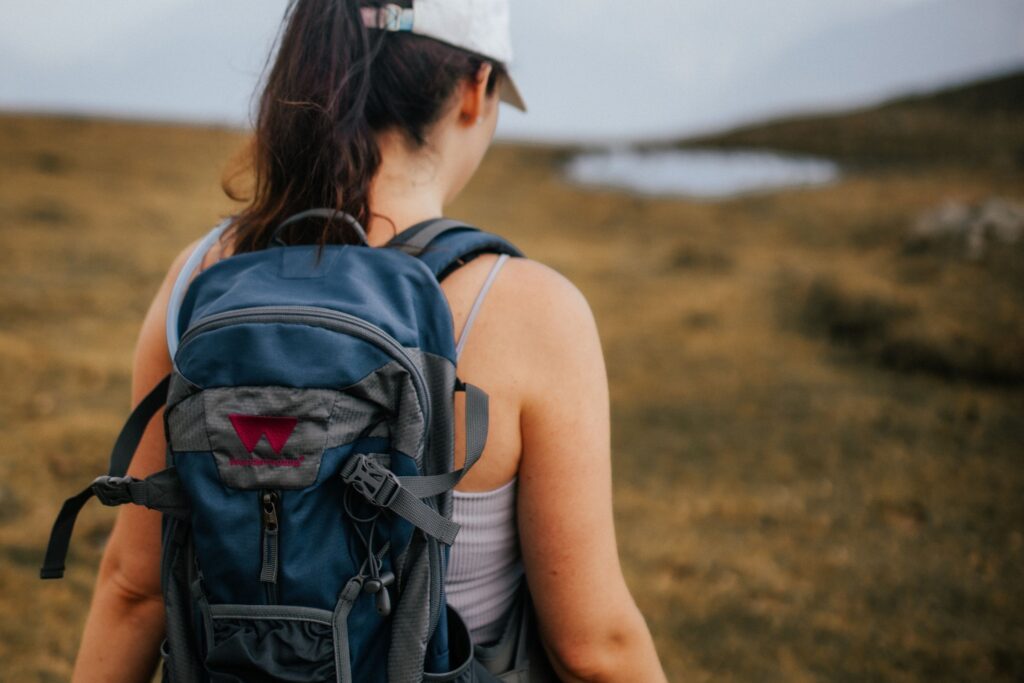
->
1 72 1023 681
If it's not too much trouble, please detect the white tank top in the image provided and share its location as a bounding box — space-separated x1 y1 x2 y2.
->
449 480 523 644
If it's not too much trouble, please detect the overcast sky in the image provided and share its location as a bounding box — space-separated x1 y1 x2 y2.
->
1 0 1022 143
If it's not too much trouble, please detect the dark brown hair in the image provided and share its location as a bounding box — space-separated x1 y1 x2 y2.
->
224 0 504 252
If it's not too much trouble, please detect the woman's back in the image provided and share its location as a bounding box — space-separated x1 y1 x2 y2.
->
68 1 667 679
189 228 585 648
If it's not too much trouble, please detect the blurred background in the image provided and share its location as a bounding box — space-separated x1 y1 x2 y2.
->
1 1 1022 680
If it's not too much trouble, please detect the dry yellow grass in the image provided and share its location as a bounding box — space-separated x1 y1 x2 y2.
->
1 109 1022 682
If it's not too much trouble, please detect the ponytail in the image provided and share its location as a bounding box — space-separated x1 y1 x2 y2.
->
224 0 504 252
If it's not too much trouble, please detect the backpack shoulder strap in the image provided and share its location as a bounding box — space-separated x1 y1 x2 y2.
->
40 375 185 579
388 218 524 281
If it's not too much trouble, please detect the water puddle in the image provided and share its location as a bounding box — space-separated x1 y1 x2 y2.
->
565 148 841 198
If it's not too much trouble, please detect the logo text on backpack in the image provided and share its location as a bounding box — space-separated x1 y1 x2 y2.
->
227 414 303 467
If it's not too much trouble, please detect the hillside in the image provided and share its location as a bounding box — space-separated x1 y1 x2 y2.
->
1 73 1023 681
675 69 1024 170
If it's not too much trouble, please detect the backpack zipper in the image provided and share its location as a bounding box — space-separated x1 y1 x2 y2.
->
177 305 431 463
260 490 280 604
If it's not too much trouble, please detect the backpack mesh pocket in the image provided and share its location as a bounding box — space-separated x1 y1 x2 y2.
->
203 605 337 683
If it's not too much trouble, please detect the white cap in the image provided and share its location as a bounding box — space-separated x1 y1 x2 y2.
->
362 1 526 111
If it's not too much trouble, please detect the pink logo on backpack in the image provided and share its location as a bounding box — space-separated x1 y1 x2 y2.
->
228 414 298 455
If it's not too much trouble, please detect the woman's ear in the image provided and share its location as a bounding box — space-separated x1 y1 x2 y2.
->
458 62 495 126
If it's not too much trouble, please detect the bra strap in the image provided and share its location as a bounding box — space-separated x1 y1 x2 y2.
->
456 254 510 361
166 221 229 358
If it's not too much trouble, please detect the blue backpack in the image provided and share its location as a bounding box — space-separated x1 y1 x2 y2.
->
41 211 552 682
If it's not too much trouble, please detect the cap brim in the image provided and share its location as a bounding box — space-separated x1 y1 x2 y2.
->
499 74 527 112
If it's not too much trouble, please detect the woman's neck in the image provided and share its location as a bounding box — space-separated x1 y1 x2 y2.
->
366 131 449 246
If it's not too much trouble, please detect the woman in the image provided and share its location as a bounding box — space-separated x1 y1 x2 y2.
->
72 1 666 680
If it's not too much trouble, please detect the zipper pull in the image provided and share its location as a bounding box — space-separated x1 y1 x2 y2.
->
375 586 392 617
370 571 395 617
363 570 395 596
260 491 279 585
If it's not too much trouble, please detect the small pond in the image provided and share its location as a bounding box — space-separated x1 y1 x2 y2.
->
565 148 841 199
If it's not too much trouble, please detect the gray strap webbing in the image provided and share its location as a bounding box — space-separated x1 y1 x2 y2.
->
333 577 363 683
342 383 488 544
93 468 190 519
456 254 509 361
40 377 172 580
392 219 471 254
397 382 489 498
387 487 461 546
127 470 190 519
341 455 461 545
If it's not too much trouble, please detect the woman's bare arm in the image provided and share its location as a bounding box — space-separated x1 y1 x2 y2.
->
511 261 667 682
72 244 196 682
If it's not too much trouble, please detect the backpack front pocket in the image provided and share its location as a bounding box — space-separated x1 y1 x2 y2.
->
203 604 336 683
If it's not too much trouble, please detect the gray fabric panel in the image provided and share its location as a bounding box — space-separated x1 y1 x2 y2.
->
169 389 388 457
367 422 389 439
412 350 457 518
166 394 209 451
404 351 457 657
167 370 202 408
203 386 336 489
165 360 426 490
340 359 424 462
396 350 457 664
388 535 431 682
463 384 489 475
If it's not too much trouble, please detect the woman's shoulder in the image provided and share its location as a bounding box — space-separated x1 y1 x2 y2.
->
498 257 594 326
448 254 596 335
446 253 601 396
499 256 582 298
143 231 227 342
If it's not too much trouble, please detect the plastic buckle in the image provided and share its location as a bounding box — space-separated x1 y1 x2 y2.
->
362 4 413 32
92 475 135 506
381 4 413 31
383 4 401 30
341 455 400 508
